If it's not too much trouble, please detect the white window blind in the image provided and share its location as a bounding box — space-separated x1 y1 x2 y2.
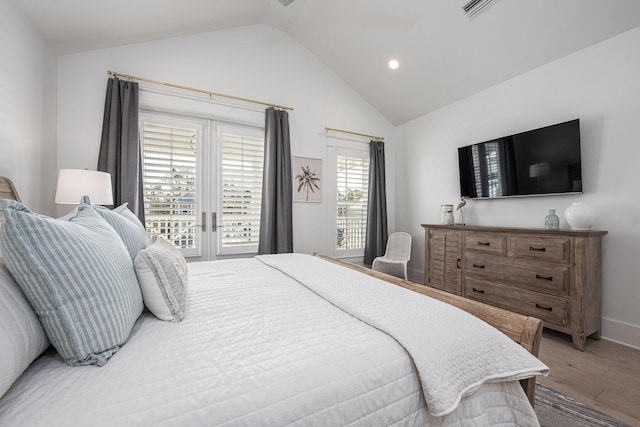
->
141 120 199 253
336 154 369 251
218 127 264 254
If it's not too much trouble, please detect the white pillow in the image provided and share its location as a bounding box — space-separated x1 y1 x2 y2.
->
134 236 188 322
0 257 49 398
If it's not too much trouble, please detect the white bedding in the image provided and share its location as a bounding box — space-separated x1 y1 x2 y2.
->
258 254 549 416
0 257 540 426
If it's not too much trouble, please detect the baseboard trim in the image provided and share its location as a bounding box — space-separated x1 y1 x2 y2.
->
408 267 423 284
601 317 640 350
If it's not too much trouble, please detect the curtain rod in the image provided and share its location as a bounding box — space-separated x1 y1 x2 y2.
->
324 127 384 141
107 70 293 111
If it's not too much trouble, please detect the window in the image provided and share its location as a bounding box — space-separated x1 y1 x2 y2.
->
334 149 369 255
141 117 200 257
140 112 264 260
217 125 264 255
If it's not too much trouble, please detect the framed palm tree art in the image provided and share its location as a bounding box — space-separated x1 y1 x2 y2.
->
293 156 322 203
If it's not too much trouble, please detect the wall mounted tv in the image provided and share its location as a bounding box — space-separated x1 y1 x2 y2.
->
458 119 582 199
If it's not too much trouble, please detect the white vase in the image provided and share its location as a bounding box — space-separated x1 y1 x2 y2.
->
564 202 596 230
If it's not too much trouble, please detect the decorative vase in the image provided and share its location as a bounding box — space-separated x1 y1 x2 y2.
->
544 209 559 230
564 202 596 230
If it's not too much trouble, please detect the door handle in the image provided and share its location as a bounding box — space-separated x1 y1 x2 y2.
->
200 212 206 232
212 212 217 232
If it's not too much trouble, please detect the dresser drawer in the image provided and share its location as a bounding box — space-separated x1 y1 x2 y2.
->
464 277 568 327
464 254 569 295
509 236 570 263
464 233 506 255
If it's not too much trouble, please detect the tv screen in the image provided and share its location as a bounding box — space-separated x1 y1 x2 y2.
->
458 119 582 199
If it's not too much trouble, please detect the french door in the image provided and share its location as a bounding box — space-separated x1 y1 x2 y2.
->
140 112 264 261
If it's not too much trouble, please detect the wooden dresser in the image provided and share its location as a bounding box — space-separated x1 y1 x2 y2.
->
421 224 607 350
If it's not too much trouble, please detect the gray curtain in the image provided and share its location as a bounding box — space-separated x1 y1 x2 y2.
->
258 107 293 254
364 140 388 265
97 77 145 224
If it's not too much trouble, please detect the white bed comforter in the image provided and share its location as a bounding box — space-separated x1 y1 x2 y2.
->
0 256 541 426
258 254 549 416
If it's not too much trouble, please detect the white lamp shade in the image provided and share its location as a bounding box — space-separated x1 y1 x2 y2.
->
55 169 114 205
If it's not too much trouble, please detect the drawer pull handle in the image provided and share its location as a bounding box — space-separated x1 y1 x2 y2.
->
535 303 553 311
456 258 461 269
535 274 553 281
472 287 485 294
472 263 485 269
477 242 490 246
529 246 546 252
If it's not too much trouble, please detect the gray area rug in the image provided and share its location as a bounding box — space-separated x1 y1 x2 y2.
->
535 383 632 427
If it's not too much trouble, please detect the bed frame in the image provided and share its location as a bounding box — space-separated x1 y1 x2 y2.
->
312 253 543 406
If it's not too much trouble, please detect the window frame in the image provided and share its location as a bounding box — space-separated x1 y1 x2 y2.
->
214 122 265 256
328 145 370 258
140 110 265 260
139 113 205 258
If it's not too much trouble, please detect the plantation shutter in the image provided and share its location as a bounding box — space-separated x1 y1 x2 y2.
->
218 126 264 255
336 154 369 251
141 119 200 256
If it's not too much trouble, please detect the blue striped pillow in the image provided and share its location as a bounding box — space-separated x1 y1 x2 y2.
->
0 198 143 366
94 204 149 261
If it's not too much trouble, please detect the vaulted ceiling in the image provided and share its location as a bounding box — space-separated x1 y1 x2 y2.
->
10 0 640 124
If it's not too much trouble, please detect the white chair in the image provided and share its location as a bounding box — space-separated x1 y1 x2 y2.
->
372 232 412 280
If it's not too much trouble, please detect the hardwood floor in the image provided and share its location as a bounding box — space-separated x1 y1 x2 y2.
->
537 329 640 426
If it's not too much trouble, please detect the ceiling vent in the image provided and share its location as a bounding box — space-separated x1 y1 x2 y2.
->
462 0 500 18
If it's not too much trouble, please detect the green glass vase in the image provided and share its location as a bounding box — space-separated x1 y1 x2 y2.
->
545 209 560 230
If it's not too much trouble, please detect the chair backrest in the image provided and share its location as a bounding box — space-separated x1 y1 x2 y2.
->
384 232 412 261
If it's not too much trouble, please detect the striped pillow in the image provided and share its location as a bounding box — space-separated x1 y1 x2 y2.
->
0 198 143 366
94 204 148 261
0 257 50 397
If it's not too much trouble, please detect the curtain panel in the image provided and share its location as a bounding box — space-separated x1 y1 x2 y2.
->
97 77 145 223
364 140 388 265
258 107 293 254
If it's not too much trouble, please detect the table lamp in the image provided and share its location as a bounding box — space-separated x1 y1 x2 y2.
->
54 169 113 205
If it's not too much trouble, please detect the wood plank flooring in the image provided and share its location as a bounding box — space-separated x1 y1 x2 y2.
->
537 329 640 426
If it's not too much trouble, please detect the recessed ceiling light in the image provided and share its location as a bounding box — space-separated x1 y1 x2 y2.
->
388 59 399 70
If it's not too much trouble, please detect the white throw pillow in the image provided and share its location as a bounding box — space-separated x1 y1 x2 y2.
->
135 236 188 322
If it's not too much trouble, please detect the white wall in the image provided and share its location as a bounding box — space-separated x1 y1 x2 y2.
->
0 0 57 215
396 26 640 348
56 24 395 258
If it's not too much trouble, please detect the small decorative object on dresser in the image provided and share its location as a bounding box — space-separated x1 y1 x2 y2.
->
456 197 467 225
564 202 596 230
544 209 559 230
422 224 607 350
440 204 454 225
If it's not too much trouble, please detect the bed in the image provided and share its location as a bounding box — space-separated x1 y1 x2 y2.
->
0 177 548 426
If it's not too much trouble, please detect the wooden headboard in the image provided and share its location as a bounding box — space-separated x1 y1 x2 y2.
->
0 176 21 222
0 177 20 202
